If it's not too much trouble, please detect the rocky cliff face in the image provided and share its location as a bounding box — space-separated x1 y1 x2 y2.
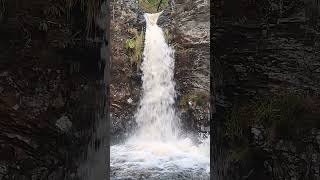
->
173 0 210 133
213 0 320 179
0 0 108 179
110 0 210 141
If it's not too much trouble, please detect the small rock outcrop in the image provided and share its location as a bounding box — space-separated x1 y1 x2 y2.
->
55 116 72 133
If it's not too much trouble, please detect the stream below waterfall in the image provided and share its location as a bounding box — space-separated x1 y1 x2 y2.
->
110 12 210 180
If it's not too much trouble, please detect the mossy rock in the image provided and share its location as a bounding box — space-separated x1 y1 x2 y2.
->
223 93 320 144
125 28 144 71
179 91 209 110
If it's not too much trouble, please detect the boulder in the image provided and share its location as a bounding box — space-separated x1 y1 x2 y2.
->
55 116 72 133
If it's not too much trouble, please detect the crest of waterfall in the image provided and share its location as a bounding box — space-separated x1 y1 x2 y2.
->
132 11 180 142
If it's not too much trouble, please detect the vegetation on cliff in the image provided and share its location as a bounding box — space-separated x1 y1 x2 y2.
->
125 28 144 71
224 94 320 144
139 0 169 13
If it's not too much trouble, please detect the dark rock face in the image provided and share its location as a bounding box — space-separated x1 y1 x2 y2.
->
173 0 210 132
213 0 320 179
0 0 108 179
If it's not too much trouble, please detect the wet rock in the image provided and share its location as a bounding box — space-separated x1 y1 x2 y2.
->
111 113 136 142
200 125 210 132
20 158 38 172
173 0 209 45
55 116 72 133
0 71 8 77
12 175 28 180
316 134 320 149
12 104 19 110
31 167 49 180
251 127 264 145
51 94 65 108
275 140 297 153
127 98 133 104
177 21 210 45
0 161 8 179
1 95 19 108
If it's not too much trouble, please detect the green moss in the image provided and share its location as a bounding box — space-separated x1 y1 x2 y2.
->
179 91 209 110
224 93 320 143
139 0 169 13
225 109 245 142
221 93 320 171
229 146 250 162
125 38 136 49
125 28 144 71
252 94 308 138
224 105 253 144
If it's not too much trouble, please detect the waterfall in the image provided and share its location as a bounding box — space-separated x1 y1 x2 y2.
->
111 12 210 180
132 11 180 142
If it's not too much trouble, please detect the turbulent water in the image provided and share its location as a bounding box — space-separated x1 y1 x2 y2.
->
110 12 210 179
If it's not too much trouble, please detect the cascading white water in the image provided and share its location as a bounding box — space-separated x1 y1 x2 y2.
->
132 11 180 142
111 12 210 179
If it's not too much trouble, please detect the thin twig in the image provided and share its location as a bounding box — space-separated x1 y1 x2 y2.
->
157 0 163 12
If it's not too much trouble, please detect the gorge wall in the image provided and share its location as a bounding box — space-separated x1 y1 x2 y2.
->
0 0 108 179
213 0 320 179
